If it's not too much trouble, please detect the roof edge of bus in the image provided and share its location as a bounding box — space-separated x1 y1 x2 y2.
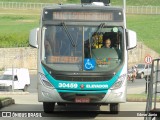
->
43 4 123 10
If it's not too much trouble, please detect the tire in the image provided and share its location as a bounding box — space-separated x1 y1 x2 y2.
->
140 73 144 79
43 102 55 113
23 85 28 92
110 103 119 114
57 103 65 106
7 86 12 92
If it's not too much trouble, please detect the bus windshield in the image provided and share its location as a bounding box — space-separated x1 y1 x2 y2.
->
42 25 124 72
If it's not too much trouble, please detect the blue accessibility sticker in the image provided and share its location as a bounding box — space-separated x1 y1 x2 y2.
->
84 58 96 70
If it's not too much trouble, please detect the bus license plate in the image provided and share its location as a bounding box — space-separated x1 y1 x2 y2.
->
75 97 90 103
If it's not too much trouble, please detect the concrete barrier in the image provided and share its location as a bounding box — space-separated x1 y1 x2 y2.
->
0 98 15 109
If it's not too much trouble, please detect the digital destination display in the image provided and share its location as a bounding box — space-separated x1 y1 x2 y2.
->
47 56 80 63
52 12 113 21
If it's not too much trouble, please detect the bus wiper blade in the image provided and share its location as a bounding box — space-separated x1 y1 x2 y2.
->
61 22 76 47
96 23 105 33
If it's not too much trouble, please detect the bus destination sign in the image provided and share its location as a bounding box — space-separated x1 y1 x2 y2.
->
53 12 113 21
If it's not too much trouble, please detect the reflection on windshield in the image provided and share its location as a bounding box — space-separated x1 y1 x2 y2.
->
43 25 123 72
44 26 82 57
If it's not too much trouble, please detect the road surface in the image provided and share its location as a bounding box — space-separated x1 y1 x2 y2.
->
0 93 148 120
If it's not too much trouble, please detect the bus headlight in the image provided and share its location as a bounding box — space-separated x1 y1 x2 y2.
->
39 73 54 89
110 74 126 90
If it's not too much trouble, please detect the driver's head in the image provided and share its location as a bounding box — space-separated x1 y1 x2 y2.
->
104 38 111 48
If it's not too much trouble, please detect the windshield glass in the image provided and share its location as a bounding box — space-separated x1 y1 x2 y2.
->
42 25 124 72
0 75 12 80
137 64 145 69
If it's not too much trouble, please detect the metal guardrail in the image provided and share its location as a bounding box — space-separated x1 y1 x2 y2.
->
145 58 160 120
0 2 160 14
126 6 160 14
0 2 52 9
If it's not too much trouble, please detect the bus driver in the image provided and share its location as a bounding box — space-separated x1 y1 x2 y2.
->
103 38 112 48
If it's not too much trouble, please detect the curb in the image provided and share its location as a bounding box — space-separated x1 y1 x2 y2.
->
127 98 160 102
0 92 29 95
127 98 147 102
0 98 15 109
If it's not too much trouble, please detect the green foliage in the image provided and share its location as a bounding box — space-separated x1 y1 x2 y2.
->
66 0 80 3
0 33 29 47
0 97 11 100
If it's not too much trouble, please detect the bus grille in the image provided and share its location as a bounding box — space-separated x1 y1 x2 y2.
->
59 92 105 102
53 75 111 82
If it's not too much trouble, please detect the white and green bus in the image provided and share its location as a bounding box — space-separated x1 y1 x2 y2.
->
29 0 137 113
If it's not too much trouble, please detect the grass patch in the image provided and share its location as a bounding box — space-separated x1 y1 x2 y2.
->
127 94 160 102
0 11 39 47
0 15 38 33
127 94 147 102
127 94 147 99
0 97 11 101
0 0 160 6
127 14 160 54
0 0 56 3
0 9 40 15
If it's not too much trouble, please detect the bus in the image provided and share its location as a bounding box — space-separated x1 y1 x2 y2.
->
29 0 137 113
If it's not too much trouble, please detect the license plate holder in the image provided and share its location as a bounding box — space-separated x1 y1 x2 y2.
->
75 97 90 103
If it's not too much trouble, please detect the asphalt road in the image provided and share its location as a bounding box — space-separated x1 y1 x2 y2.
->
0 95 147 120
27 74 38 93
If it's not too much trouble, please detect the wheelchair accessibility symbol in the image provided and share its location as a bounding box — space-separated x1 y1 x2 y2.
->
84 59 95 70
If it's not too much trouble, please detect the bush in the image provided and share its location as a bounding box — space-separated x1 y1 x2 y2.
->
0 33 29 47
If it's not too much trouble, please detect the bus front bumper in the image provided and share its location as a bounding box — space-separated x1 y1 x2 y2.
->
38 84 126 103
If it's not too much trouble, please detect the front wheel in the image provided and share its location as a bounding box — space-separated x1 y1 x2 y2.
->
7 86 12 92
43 102 55 113
110 103 119 114
23 85 28 92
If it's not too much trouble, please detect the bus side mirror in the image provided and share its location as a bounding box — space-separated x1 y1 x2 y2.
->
29 28 39 48
126 29 137 50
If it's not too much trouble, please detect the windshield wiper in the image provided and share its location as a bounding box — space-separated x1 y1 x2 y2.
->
61 22 76 47
96 23 105 33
